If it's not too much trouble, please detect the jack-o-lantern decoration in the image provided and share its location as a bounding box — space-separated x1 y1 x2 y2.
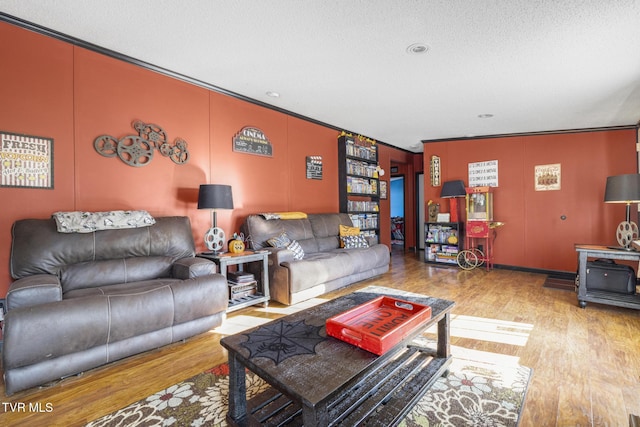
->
227 232 247 254
228 239 245 254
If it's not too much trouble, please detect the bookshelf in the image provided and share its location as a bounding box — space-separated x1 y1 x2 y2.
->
425 222 463 265
338 134 380 241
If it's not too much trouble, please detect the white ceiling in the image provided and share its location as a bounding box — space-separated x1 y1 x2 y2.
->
2 0 640 152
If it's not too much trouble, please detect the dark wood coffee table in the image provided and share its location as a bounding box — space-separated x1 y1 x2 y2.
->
221 287 455 426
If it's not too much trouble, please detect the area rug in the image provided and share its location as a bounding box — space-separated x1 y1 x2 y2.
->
86 353 531 427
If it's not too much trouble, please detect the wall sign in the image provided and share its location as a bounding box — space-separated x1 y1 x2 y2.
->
306 156 323 179
1 131 54 189
430 155 441 186
535 163 561 191
468 160 498 187
233 126 273 157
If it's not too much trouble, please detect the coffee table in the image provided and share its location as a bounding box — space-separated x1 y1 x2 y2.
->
221 287 455 426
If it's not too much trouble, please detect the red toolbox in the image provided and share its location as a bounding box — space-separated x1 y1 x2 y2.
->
326 296 432 355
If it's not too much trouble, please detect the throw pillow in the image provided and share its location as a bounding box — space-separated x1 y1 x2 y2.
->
340 234 370 249
267 231 291 248
339 224 361 247
287 240 305 260
339 224 361 236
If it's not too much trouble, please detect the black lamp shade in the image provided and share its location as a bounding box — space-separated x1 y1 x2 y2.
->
197 184 234 209
604 174 640 203
440 180 466 198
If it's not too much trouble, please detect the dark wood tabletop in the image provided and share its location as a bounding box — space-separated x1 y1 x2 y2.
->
221 286 455 426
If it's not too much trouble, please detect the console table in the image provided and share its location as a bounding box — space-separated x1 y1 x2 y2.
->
575 244 640 309
221 287 455 426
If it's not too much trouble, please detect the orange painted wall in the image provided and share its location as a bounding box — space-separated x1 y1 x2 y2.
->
0 22 356 297
424 130 637 272
208 92 340 233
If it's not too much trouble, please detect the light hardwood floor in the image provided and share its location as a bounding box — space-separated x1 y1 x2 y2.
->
2 248 640 426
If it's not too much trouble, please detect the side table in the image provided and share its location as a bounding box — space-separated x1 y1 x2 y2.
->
575 244 640 309
198 250 270 312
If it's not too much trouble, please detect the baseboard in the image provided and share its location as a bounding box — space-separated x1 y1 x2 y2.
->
492 264 575 281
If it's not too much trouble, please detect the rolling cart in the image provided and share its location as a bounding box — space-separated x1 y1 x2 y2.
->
456 186 504 270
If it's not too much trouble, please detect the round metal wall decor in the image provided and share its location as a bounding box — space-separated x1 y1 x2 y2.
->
94 120 189 167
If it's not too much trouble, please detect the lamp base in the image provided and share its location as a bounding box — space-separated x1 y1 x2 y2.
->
449 198 460 223
204 227 225 254
615 221 639 249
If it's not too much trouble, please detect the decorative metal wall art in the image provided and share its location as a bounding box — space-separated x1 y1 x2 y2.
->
94 120 189 167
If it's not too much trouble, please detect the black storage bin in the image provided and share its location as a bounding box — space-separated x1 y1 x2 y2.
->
586 259 637 294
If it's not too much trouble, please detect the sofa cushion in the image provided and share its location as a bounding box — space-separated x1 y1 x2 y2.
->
308 213 354 237
283 251 356 293
243 215 320 253
10 216 196 280
336 244 389 273
309 213 354 251
3 297 110 368
107 286 175 342
59 256 174 294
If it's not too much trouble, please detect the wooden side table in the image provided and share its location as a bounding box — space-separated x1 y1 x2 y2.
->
198 250 270 312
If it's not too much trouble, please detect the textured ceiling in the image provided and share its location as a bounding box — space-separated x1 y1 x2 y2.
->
2 0 640 152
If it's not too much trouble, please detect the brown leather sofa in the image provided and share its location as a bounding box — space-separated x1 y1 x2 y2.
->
241 213 390 305
3 216 228 395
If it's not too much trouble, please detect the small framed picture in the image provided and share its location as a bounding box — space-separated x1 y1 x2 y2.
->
380 180 388 199
535 163 561 191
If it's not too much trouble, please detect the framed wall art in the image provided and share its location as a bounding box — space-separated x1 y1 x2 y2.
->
1 131 54 189
380 180 388 199
535 163 561 191
306 156 323 179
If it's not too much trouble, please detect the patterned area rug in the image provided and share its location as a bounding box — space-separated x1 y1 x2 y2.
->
86 351 531 427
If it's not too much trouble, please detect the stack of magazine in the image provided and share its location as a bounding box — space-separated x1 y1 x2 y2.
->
228 271 257 300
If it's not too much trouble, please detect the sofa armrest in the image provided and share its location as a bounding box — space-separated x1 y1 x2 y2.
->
172 257 217 279
6 274 62 311
266 247 296 266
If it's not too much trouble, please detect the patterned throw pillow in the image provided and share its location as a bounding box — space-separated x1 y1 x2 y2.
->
340 235 370 249
339 224 361 247
287 240 305 260
267 231 291 248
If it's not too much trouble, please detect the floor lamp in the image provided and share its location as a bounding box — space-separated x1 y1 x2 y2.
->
197 184 234 254
604 174 640 250
440 180 466 223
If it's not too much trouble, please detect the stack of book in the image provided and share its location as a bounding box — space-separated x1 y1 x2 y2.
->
228 271 257 300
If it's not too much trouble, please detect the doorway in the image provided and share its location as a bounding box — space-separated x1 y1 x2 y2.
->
390 176 405 248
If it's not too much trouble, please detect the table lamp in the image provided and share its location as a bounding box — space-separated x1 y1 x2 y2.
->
440 180 466 222
197 184 234 254
604 174 640 250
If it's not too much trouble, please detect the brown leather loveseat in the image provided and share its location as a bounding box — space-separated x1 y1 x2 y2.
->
3 215 227 395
